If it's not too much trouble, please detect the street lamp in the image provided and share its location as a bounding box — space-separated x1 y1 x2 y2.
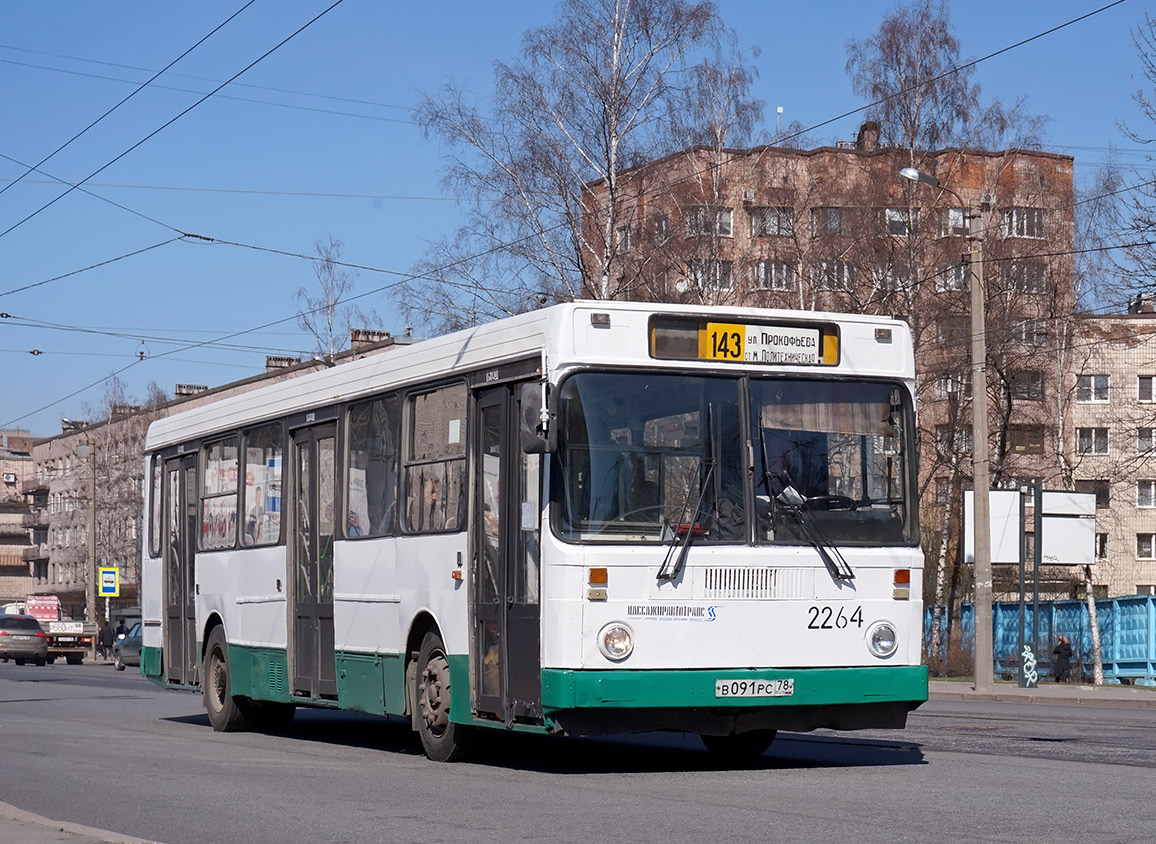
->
899 166 994 693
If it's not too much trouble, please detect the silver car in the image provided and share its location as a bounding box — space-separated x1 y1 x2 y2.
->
112 621 142 671
0 615 49 666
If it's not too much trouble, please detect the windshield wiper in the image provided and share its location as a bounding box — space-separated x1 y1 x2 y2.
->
658 407 716 582
758 438 854 582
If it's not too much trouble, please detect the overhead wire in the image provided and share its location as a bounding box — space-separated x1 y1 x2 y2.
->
0 0 258 200
0 0 350 243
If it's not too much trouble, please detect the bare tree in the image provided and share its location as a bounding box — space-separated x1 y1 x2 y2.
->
400 0 758 334
296 236 374 358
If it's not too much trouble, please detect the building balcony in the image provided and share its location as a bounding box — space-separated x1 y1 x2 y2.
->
22 543 49 561
0 521 30 538
21 477 47 495
20 509 47 528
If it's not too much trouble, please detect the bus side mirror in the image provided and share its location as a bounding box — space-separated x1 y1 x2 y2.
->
519 382 555 454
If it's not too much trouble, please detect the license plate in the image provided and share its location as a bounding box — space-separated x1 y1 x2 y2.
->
12 635 31 641
715 678 794 698
55 637 76 643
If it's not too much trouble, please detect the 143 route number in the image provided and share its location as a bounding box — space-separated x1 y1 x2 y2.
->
807 605 864 630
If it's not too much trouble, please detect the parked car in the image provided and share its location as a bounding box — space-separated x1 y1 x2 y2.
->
112 621 142 671
0 615 49 666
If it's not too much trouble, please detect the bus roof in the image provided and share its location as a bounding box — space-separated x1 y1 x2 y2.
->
144 301 913 451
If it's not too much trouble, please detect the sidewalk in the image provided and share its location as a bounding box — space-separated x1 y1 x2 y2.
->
929 678 1156 709
0 802 160 844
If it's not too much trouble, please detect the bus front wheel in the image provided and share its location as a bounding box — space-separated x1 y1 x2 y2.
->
700 729 777 762
415 631 472 762
204 626 252 732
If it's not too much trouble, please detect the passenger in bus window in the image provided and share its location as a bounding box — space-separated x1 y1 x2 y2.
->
414 474 445 531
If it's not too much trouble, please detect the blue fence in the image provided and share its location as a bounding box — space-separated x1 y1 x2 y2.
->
924 596 1156 684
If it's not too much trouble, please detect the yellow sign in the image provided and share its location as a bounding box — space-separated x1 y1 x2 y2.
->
98 567 120 597
701 322 746 360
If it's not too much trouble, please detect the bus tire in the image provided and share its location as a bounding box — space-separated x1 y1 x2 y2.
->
415 631 472 762
700 729 777 761
203 626 252 732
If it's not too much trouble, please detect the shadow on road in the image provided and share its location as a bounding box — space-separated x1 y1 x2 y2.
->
164 708 926 773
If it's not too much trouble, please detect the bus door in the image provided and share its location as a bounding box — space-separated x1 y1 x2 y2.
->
474 384 542 724
163 454 198 686
289 423 338 700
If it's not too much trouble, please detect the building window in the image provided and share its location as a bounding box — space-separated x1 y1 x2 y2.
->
885 207 918 236
1140 375 1154 402
1075 479 1110 508
812 207 852 236
935 372 972 400
1000 207 1045 238
1138 584 1156 595
814 260 854 291
936 263 969 292
1077 427 1109 455
1095 533 1108 561
1140 480 1156 508
614 225 632 254
752 260 797 291
1140 428 1155 454
938 318 969 345
1009 425 1044 454
654 214 670 243
1012 319 1047 347
939 206 966 237
1138 534 1156 559
872 264 908 291
1008 261 1047 294
935 477 950 505
935 424 972 454
689 260 733 290
687 206 732 237
1009 370 1043 401
750 206 794 237
1075 374 1109 402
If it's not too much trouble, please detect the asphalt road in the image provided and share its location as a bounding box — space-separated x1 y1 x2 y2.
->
1 662 1153 844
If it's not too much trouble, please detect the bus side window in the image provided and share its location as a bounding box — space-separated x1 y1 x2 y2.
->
347 395 400 537
404 384 467 533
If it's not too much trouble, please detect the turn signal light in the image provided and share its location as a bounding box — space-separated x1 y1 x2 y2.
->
588 567 608 585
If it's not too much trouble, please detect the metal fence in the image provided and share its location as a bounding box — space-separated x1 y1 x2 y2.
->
924 596 1156 684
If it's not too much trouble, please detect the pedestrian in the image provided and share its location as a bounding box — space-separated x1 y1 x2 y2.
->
114 617 128 639
1053 635 1073 683
97 619 114 662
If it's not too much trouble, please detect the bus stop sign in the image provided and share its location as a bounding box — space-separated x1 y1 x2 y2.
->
98 567 119 597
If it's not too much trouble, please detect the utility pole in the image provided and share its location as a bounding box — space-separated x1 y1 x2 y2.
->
76 442 97 661
900 167 993 691
966 201 993 693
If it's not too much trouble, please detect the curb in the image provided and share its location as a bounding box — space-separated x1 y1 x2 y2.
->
0 801 161 844
929 687 1156 710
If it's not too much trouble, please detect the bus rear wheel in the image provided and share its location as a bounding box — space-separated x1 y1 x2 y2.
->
204 626 252 732
700 729 777 762
415 631 472 762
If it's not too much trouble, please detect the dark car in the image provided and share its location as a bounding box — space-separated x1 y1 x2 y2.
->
0 615 49 666
112 621 142 671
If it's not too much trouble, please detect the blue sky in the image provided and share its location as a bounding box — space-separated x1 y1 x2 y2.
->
0 0 1144 437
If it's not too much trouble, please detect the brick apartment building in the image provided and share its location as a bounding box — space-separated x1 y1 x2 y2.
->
0 430 35 604
583 122 1091 595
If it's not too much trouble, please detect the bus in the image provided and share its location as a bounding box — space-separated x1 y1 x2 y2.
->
140 301 927 761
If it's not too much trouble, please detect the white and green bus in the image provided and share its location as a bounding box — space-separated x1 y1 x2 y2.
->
140 302 927 761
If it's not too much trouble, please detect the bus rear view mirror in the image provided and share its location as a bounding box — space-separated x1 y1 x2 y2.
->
520 382 555 454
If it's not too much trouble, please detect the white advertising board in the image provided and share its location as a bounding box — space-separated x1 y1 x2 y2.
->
963 490 1021 565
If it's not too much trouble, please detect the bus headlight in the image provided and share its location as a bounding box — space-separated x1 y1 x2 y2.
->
866 621 898 658
598 623 634 661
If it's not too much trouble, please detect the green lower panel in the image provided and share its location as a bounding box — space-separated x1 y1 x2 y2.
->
141 645 164 687
541 665 928 711
226 644 291 702
336 652 406 716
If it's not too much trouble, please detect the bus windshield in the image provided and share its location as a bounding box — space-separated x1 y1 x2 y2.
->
554 372 914 546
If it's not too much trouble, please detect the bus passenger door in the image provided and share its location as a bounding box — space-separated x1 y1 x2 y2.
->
289 424 338 700
163 454 198 686
475 385 542 724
